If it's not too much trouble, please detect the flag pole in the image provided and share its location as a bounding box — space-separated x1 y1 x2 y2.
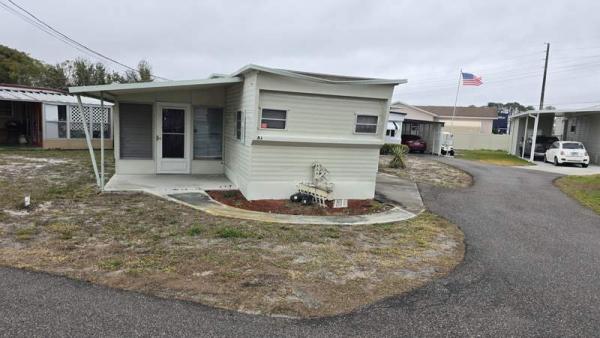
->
450 69 462 135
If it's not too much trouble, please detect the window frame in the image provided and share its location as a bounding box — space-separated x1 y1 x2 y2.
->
259 108 288 130
44 104 69 139
193 106 223 160
235 110 243 141
354 113 379 134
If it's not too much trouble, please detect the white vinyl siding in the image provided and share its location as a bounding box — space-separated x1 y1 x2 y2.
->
247 145 379 200
258 91 386 140
222 72 258 194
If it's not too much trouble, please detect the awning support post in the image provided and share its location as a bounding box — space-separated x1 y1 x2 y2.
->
529 113 540 162
100 92 105 191
521 116 529 158
76 95 100 188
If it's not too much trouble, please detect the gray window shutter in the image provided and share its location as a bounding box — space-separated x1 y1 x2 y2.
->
119 103 153 159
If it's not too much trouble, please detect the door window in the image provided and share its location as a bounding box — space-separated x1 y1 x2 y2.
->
162 108 185 158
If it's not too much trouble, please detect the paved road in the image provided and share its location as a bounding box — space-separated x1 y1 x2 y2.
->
2 159 600 337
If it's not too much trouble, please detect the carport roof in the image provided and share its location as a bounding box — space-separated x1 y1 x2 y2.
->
510 105 600 119
0 83 112 106
416 105 498 119
68 77 242 99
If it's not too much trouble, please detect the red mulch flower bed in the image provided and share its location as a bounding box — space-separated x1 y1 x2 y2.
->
206 190 391 216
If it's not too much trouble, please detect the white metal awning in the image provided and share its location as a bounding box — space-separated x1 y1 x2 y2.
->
387 121 399 130
0 85 112 106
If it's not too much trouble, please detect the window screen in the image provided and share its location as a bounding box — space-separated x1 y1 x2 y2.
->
119 103 153 159
260 109 286 129
355 114 378 133
194 107 223 159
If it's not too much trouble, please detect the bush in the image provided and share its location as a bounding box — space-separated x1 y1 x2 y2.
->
389 144 409 169
380 143 398 155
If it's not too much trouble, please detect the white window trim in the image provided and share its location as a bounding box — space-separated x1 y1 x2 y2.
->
259 108 288 131
354 113 379 134
235 110 243 142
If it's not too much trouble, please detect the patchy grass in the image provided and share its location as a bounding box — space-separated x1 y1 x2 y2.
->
380 155 472 188
0 149 464 318
455 149 531 166
555 175 600 214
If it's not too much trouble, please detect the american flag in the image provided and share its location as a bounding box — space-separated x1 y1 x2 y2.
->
462 72 483 86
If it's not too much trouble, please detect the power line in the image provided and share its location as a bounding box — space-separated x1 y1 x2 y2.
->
1 0 170 81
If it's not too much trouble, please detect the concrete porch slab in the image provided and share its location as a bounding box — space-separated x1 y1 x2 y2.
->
104 174 236 195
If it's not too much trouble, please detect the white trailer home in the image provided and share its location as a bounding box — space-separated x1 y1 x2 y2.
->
70 65 405 200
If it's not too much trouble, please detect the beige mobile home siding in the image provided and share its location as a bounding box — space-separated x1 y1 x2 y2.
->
258 91 387 141
222 72 258 194
246 145 380 200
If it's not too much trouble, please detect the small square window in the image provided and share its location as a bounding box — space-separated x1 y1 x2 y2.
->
355 114 378 133
261 109 287 129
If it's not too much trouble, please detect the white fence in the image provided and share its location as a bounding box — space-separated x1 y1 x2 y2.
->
453 133 510 150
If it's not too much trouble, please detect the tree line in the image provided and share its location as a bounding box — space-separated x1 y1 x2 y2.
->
0 44 153 91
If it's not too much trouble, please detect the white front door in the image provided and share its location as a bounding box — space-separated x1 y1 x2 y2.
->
156 104 190 174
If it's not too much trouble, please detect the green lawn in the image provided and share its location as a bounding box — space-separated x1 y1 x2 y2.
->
555 175 600 214
456 150 531 166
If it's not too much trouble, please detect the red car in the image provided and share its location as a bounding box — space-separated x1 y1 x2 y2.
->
402 135 427 153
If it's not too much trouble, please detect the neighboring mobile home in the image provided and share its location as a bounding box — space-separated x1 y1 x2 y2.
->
0 84 113 149
70 65 405 200
416 105 497 134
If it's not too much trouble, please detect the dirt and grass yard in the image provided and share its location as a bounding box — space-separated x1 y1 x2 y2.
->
455 149 531 166
380 154 472 188
555 174 600 214
0 148 464 318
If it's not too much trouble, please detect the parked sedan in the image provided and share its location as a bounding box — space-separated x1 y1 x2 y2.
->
401 135 427 153
544 141 590 167
520 136 559 160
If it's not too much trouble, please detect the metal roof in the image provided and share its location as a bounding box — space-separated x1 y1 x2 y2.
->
232 64 407 85
0 84 112 106
69 64 405 98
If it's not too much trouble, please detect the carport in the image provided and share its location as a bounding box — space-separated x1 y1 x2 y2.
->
401 119 444 154
390 102 444 155
508 106 600 164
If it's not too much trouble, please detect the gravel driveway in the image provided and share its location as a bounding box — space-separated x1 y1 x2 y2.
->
1 158 599 337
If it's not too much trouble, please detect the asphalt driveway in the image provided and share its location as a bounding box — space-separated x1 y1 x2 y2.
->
1 158 599 337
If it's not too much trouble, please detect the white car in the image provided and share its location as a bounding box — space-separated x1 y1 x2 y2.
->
544 141 590 167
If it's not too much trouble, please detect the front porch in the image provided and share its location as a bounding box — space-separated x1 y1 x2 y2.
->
104 174 236 195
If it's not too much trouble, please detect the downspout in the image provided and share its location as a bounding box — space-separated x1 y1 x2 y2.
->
76 95 100 188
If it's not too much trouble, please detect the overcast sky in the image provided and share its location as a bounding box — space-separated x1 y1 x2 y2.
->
2 0 599 108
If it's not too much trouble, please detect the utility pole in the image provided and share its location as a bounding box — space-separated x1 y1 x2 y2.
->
539 43 550 110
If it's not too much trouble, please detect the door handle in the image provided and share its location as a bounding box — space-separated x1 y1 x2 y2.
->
156 135 162 141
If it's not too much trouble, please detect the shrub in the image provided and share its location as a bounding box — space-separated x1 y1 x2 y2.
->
380 143 398 155
216 227 251 239
187 224 203 236
389 144 409 169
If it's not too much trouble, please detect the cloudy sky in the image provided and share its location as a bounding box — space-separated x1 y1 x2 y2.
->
1 0 599 108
